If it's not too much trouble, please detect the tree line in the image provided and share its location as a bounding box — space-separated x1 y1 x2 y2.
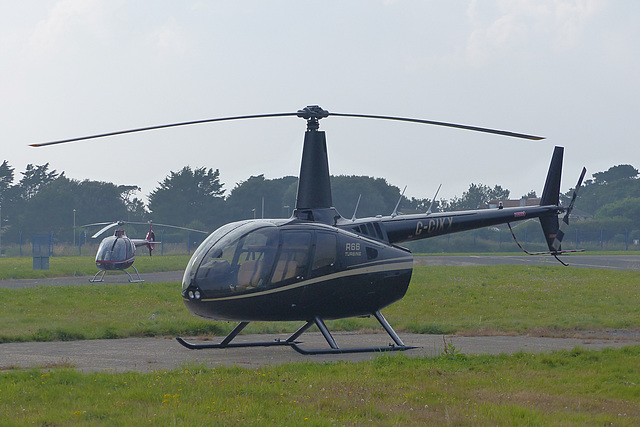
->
0 160 638 246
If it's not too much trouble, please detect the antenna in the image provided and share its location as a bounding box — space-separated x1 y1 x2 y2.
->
391 186 407 218
426 184 442 215
351 194 362 221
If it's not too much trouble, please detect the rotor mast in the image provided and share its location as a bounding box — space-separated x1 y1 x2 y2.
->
293 106 339 222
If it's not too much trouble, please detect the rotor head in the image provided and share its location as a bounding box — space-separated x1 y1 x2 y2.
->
297 105 330 131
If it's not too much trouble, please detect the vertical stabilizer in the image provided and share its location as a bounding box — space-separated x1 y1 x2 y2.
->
539 146 563 251
540 146 563 206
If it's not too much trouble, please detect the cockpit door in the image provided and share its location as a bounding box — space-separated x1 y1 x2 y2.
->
270 231 312 285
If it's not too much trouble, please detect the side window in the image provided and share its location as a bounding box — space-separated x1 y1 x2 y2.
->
373 222 384 240
311 232 337 277
365 223 376 237
234 228 278 290
271 231 312 285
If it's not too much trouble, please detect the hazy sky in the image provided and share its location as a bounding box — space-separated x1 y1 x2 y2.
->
1 1 638 207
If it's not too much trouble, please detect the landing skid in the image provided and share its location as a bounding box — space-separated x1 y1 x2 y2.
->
89 266 144 283
176 322 298 350
89 270 106 283
176 311 417 355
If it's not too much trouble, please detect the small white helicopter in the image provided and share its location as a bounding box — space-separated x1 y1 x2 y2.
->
84 221 207 282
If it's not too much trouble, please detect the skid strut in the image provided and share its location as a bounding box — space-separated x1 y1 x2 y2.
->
89 266 144 283
176 310 417 354
89 270 107 283
125 265 144 283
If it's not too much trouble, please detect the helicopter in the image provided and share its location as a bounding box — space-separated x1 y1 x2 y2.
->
83 220 207 283
32 105 585 354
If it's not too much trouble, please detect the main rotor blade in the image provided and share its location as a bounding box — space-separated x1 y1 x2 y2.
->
83 220 208 236
91 222 120 239
328 112 545 140
81 221 116 228
127 221 209 235
30 112 300 147
30 106 544 147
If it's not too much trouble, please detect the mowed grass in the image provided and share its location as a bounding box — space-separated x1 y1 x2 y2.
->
1 348 640 425
2 264 640 425
0 255 191 280
1 265 639 343
403 265 640 335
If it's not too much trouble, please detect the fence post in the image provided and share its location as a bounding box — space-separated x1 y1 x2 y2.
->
625 230 629 251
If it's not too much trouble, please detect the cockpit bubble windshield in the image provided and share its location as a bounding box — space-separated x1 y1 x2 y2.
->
182 220 342 299
182 221 278 293
96 237 132 262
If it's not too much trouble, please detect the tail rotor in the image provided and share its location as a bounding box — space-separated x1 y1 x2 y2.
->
550 167 587 253
509 148 587 265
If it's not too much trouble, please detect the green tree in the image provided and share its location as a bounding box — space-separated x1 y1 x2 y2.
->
16 163 60 200
566 164 640 215
0 160 14 204
403 196 441 214
7 176 137 243
148 166 226 230
595 197 640 223
330 175 406 218
2 163 61 241
593 164 638 184
448 183 510 210
0 161 12 245
225 175 409 221
226 175 297 220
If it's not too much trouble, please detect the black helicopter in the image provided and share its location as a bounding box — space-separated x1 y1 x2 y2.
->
32 105 585 354
83 220 207 283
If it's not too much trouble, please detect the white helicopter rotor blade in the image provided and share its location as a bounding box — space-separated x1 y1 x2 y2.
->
127 221 208 235
91 222 119 239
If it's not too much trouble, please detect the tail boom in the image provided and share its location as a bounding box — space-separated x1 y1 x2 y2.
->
356 146 571 252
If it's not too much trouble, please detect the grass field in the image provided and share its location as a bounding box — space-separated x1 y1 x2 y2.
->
1 348 639 425
1 264 639 342
3 252 638 280
0 255 191 280
1 260 640 425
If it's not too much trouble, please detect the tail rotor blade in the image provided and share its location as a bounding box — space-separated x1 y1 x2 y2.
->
564 167 587 220
551 167 587 251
